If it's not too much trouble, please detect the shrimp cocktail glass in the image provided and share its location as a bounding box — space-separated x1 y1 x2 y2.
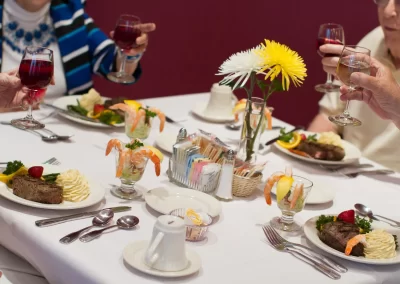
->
264 167 313 232
108 101 166 140
105 138 163 200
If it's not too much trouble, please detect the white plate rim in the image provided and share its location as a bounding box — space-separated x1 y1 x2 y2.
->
154 131 177 154
191 102 235 122
303 216 400 265
273 131 361 166
123 240 201 278
144 185 221 217
0 164 105 210
52 95 125 128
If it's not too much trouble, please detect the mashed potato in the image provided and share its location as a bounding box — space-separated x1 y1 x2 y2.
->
56 170 90 202
318 132 343 148
79 88 102 112
364 230 397 259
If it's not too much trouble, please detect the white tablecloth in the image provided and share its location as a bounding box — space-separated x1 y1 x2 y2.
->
0 93 399 284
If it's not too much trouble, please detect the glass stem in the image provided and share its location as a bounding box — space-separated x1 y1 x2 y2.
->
119 50 127 74
120 181 136 194
326 72 333 84
281 211 294 225
25 90 35 121
342 100 351 117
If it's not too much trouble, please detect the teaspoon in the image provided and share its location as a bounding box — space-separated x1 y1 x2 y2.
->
79 215 139 243
59 209 114 244
354 203 400 228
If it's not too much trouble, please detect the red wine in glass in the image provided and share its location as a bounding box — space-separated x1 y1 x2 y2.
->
316 38 344 57
114 25 142 50
11 46 53 130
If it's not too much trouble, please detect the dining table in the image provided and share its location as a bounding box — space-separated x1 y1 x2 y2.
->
0 92 400 284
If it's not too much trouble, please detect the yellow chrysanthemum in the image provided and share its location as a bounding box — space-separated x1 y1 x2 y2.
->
255 40 307 91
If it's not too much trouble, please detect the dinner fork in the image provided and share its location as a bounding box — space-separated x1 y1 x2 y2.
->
263 225 347 273
262 226 341 280
42 157 61 165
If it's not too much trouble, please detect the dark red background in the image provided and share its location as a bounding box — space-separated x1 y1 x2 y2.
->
87 0 378 127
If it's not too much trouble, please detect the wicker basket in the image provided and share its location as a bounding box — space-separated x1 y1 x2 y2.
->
232 173 263 197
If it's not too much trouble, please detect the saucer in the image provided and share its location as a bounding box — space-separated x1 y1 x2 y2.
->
192 102 235 122
123 241 202 278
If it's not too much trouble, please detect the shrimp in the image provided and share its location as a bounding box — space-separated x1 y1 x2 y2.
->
130 108 146 132
133 148 161 176
116 150 129 177
345 235 367 256
233 99 247 122
264 107 273 130
290 183 304 209
105 139 123 156
148 107 166 132
263 171 284 205
109 103 136 119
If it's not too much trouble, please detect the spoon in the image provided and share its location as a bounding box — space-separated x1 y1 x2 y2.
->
41 128 74 141
354 203 400 228
79 215 139 243
59 209 114 244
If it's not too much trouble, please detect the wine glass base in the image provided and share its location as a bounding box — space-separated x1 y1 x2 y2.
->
107 72 135 84
328 115 362 127
11 118 44 130
111 187 142 200
270 216 301 232
314 83 340 93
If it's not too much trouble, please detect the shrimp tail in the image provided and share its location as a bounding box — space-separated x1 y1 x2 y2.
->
345 235 367 256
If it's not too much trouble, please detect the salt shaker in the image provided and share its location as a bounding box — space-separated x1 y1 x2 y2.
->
214 150 235 200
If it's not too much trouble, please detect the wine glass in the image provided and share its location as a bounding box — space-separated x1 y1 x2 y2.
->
270 175 313 232
11 46 53 130
328 45 371 127
315 23 345 93
107 14 142 84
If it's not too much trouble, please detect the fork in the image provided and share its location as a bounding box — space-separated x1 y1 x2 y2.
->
42 157 61 165
263 225 347 273
262 226 341 280
345 169 394 178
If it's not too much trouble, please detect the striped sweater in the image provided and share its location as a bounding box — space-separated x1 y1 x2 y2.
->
0 0 142 95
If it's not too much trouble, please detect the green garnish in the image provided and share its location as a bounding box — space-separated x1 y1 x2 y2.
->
355 216 372 234
307 134 318 142
67 99 88 116
394 235 398 250
125 140 144 150
3 160 24 175
316 215 335 232
42 173 60 183
98 111 123 125
139 107 157 118
278 128 294 143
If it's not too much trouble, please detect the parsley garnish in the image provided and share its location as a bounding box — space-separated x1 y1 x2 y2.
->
278 128 294 143
3 160 24 175
316 215 335 232
125 140 144 150
355 216 372 233
139 107 157 118
98 111 123 125
307 134 318 142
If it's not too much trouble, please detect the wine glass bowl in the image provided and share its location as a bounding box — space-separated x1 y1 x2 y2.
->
11 46 54 130
315 23 345 93
328 45 371 127
107 15 141 84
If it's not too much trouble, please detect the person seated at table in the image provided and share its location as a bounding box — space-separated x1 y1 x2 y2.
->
0 69 27 109
308 0 400 172
0 0 155 102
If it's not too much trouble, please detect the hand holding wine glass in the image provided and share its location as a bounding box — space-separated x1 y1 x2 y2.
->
315 23 345 93
328 45 371 127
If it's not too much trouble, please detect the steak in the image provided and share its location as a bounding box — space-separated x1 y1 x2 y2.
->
12 175 63 204
319 221 364 257
296 140 345 161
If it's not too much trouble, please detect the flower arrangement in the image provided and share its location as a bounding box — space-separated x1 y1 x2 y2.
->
217 40 307 162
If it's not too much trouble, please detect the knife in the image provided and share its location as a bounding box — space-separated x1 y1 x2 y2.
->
35 206 131 227
42 103 117 127
264 125 305 146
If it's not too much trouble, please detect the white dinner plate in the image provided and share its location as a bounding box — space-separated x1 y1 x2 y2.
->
52 95 124 128
273 131 361 166
191 102 235 123
154 131 177 154
0 164 105 210
123 240 201 278
304 216 400 265
270 179 335 205
144 185 221 217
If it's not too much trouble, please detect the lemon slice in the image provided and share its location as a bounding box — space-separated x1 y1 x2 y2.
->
232 101 246 115
186 209 203 225
276 132 302 149
87 110 101 119
276 176 294 203
124 100 142 110
144 145 164 162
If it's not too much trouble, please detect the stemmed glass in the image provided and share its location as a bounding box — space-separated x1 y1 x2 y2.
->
11 46 53 130
328 46 371 126
107 14 142 84
315 23 345 93
270 175 313 232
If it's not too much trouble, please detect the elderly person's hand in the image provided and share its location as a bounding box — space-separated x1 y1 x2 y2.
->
319 44 345 76
0 69 27 109
339 57 400 129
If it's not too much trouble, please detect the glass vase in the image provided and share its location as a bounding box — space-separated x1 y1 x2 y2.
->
237 97 265 163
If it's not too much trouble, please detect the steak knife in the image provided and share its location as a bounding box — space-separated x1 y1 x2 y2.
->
35 206 131 227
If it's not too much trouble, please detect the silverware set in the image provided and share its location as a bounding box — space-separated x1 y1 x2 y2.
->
320 163 395 178
262 225 346 280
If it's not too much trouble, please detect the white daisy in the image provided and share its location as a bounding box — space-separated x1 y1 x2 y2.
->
216 46 263 90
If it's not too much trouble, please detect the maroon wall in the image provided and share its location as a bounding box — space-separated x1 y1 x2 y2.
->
86 0 378 127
